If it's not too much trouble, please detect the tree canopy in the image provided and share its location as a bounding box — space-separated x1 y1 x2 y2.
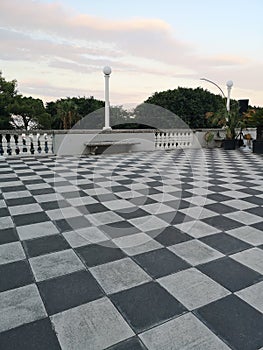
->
144 87 227 129
9 96 51 130
0 72 17 129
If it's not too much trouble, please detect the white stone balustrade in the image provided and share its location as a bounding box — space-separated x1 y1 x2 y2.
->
0 131 54 156
155 130 193 149
0 128 256 156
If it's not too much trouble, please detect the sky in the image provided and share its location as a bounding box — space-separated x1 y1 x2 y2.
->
0 0 263 108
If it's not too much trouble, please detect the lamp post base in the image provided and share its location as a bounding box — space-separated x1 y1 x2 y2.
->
102 126 112 131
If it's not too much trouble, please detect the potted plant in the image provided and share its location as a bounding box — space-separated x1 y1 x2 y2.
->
204 131 214 148
243 108 263 153
207 103 243 150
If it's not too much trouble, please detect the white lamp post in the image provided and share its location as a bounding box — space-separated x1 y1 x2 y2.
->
226 80 233 113
103 66 112 130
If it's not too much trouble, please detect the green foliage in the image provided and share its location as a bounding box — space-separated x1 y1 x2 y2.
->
243 108 263 128
144 87 226 129
204 131 214 145
0 72 17 129
75 105 130 129
56 99 79 129
46 96 104 129
9 96 51 130
132 103 186 129
207 102 243 139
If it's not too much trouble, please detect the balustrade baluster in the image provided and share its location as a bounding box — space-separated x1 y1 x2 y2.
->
14 135 20 154
29 134 35 154
22 134 27 153
37 133 41 153
0 134 3 156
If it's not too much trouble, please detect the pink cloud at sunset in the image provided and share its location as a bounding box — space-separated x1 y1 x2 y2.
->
0 0 262 106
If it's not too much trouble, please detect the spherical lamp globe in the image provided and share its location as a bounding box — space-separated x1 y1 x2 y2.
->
103 66 112 75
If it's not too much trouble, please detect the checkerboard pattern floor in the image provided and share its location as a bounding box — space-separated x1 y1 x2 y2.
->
0 148 262 350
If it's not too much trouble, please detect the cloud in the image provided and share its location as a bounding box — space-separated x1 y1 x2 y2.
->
0 0 262 106
0 0 247 70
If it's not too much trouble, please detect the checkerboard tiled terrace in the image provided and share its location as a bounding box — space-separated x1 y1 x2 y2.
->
0 148 262 350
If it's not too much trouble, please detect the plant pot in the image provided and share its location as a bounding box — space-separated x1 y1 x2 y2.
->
223 139 236 150
253 140 263 154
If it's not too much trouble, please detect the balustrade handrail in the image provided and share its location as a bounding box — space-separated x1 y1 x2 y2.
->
0 130 54 135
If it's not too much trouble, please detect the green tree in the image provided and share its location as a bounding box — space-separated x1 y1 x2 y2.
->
56 99 80 129
144 87 226 128
9 96 51 130
46 96 104 129
0 72 17 129
71 96 104 117
243 108 263 128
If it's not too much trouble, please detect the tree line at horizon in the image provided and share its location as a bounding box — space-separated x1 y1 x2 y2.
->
0 71 262 130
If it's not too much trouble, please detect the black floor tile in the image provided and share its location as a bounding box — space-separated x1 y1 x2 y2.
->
200 233 252 255
206 193 232 202
251 221 263 231
0 260 34 292
236 181 260 188
23 234 70 257
5 196 37 206
136 188 162 196
133 248 190 278
198 257 262 292
49 181 71 188
195 294 263 350
245 206 263 217
0 208 10 217
208 179 227 185
118 208 150 220
0 227 19 245
92 193 116 202
23 179 46 185
54 219 72 232
40 200 70 211
100 221 139 239
62 190 87 198
204 202 237 214
79 203 109 214
129 197 157 206
110 281 186 333
67 216 91 230
76 242 126 267
207 185 230 192
169 211 193 225
180 184 194 190
240 187 263 196
12 212 49 226
165 199 189 210
106 336 147 350
150 226 192 246
0 318 61 350
203 215 243 231
180 190 193 199
30 188 55 195
38 270 103 315
146 180 163 188
0 177 19 182
243 196 263 206
1 185 27 192
111 185 130 192
78 183 94 190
